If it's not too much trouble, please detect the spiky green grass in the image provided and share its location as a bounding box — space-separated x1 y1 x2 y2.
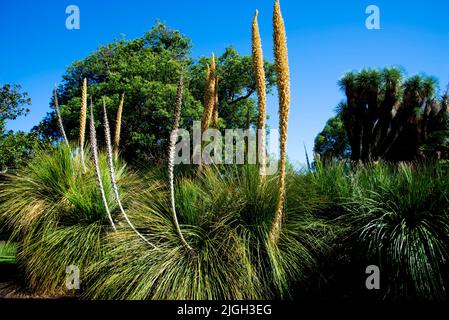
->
343 161 449 299
0 242 16 265
0 144 140 294
85 169 262 300
234 165 335 298
85 165 333 300
3 145 445 300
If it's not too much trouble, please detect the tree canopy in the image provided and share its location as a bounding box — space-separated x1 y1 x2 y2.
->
314 111 350 161
35 22 276 165
0 84 43 172
0 84 31 135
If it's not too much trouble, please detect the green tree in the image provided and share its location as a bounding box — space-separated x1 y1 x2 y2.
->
0 84 31 134
314 110 350 160
188 47 276 129
0 84 41 172
315 68 449 162
0 131 42 172
36 23 275 165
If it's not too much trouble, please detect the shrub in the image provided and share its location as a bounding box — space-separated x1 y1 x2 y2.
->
0 144 139 294
84 166 333 300
343 162 449 299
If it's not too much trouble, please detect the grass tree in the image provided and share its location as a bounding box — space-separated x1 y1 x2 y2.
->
270 0 291 244
89 100 116 231
338 68 448 162
343 162 449 299
101 98 156 248
168 70 192 250
0 142 139 294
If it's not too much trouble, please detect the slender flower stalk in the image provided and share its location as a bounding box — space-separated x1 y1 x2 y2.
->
204 64 211 102
245 108 251 163
195 64 210 167
80 78 88 165
201 54 216 134
199 57 216 168
89 100 116 231
113 92 125 159
252 10 267 175
270 0 291 244
213 76 219 128
53 87 69 147
102 98 156 248
168 71 192 251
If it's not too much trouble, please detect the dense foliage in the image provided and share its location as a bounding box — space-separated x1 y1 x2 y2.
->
315 68 449 162
2 144 449 300
2 2 448 302
0 84 41 172
0 145 139 293
35 23 276 165
0 84 31 134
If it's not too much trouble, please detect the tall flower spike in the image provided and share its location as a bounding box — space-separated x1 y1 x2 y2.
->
252 9 267 176
80 78 88 165
270 0 291 244
102 98 156 248
114 92 125 159
89 100 116 231
201 54 216 134
245 108 251 163
196 64 210 167
213 76 219 128
53 87 69 147
168 70 192 250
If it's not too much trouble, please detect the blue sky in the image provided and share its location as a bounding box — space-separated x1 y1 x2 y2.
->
1 0 448 166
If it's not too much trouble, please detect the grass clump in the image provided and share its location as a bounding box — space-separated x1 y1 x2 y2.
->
84 165 333 300
343 162 449 299
0 242 17 265
0 144 139 294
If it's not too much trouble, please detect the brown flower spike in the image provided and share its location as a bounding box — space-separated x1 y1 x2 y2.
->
201 54 216 134
114 92 125 159
213 75 219 128
252 9 268 175
79 78 88 165
270 0 291 244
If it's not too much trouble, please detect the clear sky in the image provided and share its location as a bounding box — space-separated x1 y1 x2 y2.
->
1 0 448 166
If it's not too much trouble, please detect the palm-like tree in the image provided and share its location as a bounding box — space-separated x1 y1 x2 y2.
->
338 68 448 162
